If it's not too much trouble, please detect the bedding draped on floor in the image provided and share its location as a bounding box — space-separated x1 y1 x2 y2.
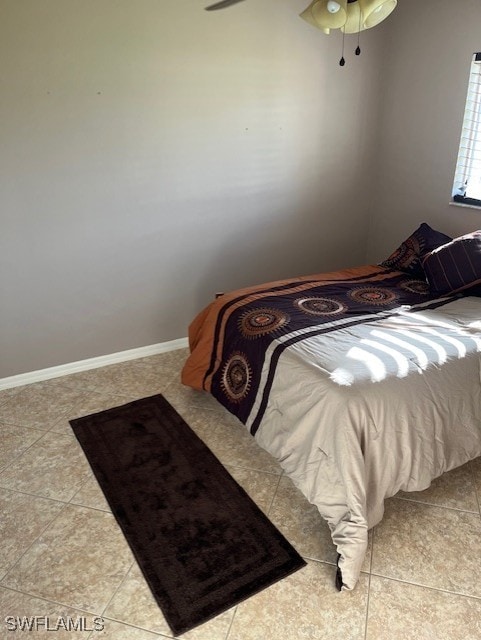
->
182 265 481 590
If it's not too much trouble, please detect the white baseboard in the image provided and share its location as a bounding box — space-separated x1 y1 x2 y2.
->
0 337 189 391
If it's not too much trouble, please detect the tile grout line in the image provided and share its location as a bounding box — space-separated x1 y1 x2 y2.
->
0 389 22 409
224 605 239 640
368 571 481 601
223 462 283 478
264 471 284 520
0 583 106 617
0 505 148 636
363 526 375 640
0 485 73 508
87 615 171 640
0 501 71 587
0 401 87 440
0 432 93 504
468 462 481 517
67 480 112 513
0 419 51 433
97 561 137 627
392 494 481 516
0 429 47 477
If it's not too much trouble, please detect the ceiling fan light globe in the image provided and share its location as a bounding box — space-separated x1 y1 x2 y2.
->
358 0 397 29
327 1 341 13
309 0 348 29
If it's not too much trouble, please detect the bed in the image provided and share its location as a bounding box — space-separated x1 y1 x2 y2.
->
181 224 481 590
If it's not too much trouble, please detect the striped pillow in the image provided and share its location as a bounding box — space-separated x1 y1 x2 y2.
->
422 231 481 295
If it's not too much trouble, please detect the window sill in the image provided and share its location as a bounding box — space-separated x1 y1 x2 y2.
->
449 200 481 211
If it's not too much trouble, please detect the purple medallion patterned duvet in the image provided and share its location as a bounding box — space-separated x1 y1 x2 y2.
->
182 265 481 589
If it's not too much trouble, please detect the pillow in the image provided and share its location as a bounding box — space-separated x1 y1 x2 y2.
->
380 223 452 276
422 230 481 295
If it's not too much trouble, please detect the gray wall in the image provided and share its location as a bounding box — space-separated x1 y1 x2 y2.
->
0 0 384 378
367 0 481 263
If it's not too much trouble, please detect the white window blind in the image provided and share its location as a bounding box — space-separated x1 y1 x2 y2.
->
452 52 481 206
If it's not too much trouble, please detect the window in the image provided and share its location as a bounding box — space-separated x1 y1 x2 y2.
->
452 52 481 207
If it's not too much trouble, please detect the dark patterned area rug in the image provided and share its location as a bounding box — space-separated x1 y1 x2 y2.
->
70 394 305 636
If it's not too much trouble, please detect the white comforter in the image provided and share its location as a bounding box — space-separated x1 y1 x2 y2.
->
248 296 481 589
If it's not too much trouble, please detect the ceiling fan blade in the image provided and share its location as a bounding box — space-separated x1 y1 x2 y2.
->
205 0 246 10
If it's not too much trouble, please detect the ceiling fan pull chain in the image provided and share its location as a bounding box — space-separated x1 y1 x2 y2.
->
355 4 361 55
339 30 346 66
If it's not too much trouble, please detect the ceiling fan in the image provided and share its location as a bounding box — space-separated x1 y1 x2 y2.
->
205 0 246 10
204 0 398 30
203 0 398 66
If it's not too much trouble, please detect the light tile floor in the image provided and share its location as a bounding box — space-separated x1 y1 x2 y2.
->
1 348 481 639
